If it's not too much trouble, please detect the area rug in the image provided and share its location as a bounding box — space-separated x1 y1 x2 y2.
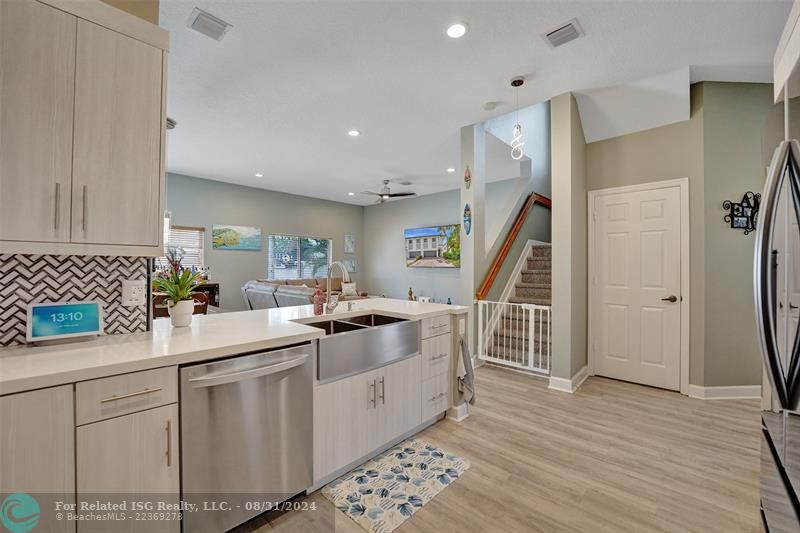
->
322 438 470 533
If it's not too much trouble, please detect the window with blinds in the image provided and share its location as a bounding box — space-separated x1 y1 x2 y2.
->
267 234 332 280
155 226 205 270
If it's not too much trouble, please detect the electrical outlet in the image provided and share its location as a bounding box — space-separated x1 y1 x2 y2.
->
122 279 146 307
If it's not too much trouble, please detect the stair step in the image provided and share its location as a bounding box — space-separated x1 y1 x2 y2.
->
530 245 552 259
514 284 551 300
484 346 551 368
521 270 551 284
509 296 551 306
527 258 551 270
491 332 551 346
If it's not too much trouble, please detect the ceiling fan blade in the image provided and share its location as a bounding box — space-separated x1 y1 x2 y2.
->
387 192 416 197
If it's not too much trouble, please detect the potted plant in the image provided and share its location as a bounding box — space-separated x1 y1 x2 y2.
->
152 247 204 327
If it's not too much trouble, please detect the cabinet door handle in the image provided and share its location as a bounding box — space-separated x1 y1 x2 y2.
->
82 185 88 231
379 377 385 405
430 392 446 401
54 183 60 230
369 380 376 408
431 353 449 361
165 419 171 467
99 387 163 403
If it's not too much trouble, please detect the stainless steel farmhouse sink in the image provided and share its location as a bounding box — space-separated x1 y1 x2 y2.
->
306 314 420 382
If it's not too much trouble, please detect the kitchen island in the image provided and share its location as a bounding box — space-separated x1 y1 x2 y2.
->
0 298 468 533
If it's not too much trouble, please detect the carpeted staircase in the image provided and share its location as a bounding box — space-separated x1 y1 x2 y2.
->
485 244 551 370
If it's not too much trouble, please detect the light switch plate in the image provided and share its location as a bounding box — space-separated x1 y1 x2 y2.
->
121 279 146 307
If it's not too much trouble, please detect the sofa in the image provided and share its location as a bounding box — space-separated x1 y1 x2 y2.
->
241 277 368 310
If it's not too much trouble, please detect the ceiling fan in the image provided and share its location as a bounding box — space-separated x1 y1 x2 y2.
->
360 180 417 204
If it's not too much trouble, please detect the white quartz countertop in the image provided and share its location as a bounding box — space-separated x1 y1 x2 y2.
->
0 298 467 395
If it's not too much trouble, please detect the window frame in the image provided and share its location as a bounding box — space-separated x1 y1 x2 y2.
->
156 225 205 271
267 233 333 280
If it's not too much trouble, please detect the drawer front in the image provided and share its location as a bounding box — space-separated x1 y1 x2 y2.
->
422 373 450 420
76 366 177 425
421 315 450 339
421 333 451 380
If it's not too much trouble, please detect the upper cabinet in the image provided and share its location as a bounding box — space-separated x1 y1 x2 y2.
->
72 20 163 246
0 0 76 243
0 0 168 256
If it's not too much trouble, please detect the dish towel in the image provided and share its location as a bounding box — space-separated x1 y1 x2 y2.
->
457 335 476 405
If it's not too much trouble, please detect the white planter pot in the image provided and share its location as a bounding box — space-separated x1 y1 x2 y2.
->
168 299 194 327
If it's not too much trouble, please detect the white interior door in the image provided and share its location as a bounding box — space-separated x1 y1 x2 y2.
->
593 185 683 390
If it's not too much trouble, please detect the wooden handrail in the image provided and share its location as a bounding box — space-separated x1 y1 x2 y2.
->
475 192 551 300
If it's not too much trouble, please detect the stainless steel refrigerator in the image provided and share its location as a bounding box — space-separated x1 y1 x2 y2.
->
757 139 800 532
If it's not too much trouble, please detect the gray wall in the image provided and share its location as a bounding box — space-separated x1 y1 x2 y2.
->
586 84 706 385
550 93 587 381
362 189 462 303
702 82 773 387
362 177 541 303
585 82 773 387
166 173 364 311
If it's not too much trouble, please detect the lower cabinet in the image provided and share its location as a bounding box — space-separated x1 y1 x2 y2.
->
0 385 75 533
77 403 180 533
314 355 422 482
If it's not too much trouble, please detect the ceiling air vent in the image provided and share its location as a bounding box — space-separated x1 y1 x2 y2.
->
542 18 583 48
186 8 232 42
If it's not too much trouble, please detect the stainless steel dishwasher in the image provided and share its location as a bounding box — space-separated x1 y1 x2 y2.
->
180 343 313 533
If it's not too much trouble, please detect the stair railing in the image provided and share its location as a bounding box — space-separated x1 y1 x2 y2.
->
476 192 551 300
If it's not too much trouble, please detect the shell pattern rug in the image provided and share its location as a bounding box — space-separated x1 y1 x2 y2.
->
321 438 471 533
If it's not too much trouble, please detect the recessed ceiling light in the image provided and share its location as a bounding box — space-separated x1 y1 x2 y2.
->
382 195 390 200
447 168 456 173
255 173 263 177
447 23 468 39
348 192 355 196
348 129 360 137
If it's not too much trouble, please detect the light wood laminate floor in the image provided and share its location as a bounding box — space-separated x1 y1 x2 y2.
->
238 365 762 533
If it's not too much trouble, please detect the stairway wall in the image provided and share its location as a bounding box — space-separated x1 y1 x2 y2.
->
485 207 551 302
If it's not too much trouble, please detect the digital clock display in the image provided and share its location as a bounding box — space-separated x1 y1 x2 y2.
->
27 302 103 342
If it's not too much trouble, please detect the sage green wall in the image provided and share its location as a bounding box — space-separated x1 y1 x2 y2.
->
586 84 706 385
586 82 773 387
702 82 773 386
166 173 365 311
551 93 587 380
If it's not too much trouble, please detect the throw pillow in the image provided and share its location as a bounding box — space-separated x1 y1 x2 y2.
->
341 282 358 297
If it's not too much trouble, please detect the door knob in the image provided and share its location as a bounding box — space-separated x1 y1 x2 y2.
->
661 295 678 303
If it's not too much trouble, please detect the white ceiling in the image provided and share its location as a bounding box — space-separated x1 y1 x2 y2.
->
161 0 791 205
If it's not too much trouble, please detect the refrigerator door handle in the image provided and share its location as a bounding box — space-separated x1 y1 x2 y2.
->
755 140 792 409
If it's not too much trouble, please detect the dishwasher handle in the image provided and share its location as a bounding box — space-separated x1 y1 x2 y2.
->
188 353 309 388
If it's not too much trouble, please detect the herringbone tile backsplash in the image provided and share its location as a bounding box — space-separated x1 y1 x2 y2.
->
0 254 148 347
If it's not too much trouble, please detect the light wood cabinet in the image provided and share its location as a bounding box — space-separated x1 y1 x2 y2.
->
0 0 168 256
72 19 163 247
77 403 179 533
0 0 76 243
380 356 421 443
314 355 422 483
314 371 372 481
0 385 75 533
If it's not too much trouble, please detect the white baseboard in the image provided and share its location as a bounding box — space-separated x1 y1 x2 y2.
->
447 402 470 422
548 366 589 394
688 384 761 400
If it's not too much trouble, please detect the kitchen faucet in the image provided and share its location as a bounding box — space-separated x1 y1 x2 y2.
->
326 261 351 312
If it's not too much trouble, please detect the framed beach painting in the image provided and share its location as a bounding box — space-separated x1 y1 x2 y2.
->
212 225 262 251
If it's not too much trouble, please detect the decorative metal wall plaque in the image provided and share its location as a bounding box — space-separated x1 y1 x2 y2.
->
723 191 760 235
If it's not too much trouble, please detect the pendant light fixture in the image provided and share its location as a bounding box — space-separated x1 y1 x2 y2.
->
510 76 525 161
